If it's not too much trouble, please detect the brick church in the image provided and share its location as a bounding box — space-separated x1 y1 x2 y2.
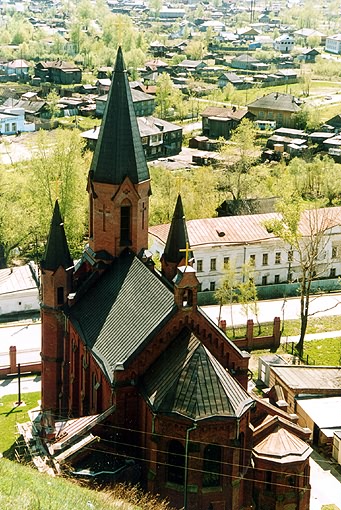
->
40 48 312 510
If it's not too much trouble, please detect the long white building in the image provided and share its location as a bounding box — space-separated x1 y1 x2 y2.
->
149 206 341 292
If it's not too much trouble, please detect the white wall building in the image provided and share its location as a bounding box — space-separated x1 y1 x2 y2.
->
0 263 39 316
274 33 295 52
0 108 35 135
325 34 341 54
149 207 341 292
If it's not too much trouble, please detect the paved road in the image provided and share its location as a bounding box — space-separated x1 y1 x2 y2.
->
202 291 341 327
0 374 41 398
0 322 41 367
310 451 341 510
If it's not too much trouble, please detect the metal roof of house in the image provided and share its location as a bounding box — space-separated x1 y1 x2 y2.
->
149 207 341 249
201 106 249 120
0 263 38 295
296 396 341 430
271 365 341 392
142 329 254 421
247 92 301 112
68 250 176 382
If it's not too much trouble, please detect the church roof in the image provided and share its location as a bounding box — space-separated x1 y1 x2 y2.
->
163 194 192 264
67 250 175 382
90 46 149 185
142 329 253 421
41 200 73 271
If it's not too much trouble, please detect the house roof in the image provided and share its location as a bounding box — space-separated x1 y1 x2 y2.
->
90 47 149 185
0 263 38 295
67 250 176 382
296 396 341 430
149 207 341 248
232 54 259 63
201 106 249 120
7 59 30 68
271 365 341 392
247 92 301 112
81 116 182 141
178 59 205 68
142 329 254 421
41 200 73 272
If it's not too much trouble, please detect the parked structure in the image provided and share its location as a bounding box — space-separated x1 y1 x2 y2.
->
0 107 35 134
34 60 82 84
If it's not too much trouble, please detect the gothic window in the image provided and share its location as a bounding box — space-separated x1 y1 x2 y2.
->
167 440 185 485
120 200 131 245
203 444 221 487
57 286 64 305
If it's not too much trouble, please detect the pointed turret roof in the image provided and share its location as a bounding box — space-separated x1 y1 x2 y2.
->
90 47 149 185
41 201 73 271
163 194 192 264
143 331 254 421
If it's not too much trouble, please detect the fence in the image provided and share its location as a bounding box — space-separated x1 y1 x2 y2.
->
0 345 41 379
219 317 281 351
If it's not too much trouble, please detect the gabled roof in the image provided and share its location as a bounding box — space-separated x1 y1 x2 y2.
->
68 250 175 382
41 201 73 271
163 194 192 264
142 329 254 421
201 106 250 120
90 47 149 185
149 207 341 248
247 92 301 112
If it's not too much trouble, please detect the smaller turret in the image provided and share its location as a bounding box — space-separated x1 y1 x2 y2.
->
161 194 193 282
40 200 73 416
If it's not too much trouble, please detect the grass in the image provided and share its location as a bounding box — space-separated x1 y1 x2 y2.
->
0 391 40 456
301 337 341 366
0 458 175 510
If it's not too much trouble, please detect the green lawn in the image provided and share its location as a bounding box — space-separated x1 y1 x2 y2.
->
0 391 40 456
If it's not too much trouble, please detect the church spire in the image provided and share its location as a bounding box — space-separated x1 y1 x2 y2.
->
41 200 72 271
90 46 149 185
161 194 193 282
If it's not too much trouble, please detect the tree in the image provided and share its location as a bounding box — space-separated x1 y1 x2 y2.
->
217 119 259 201
214 261 238 336
238 261 261 335
46 90 61 120
155 73 184 119
25 129 90 257
265 194 337 357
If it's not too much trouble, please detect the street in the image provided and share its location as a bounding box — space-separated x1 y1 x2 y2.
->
202 291 341 326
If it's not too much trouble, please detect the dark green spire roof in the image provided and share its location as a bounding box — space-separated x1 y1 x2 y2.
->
41 200 73 271
163 194 192 264
90 46 149 185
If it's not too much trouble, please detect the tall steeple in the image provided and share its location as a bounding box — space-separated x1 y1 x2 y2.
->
161 194 193 282
88 47 151 258
90 46 149 185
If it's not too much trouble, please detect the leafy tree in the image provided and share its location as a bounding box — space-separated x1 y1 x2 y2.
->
214 261 238 336
265 194 336 357
46 90 61 120
155 73 184 119
217 119 259 201
238 261 261 335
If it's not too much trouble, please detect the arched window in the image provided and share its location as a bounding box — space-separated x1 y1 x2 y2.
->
203 444 221 487
167 440 185 485
120 199 131 246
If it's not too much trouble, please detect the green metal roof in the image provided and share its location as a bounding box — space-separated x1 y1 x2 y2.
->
143 329 254 421
90 46 150 185
68 250 175 382
41 200 73 271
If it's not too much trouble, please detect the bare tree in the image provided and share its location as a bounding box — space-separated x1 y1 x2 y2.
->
266 198 340 357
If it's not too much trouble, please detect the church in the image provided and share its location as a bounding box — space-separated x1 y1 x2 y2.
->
40 48 312 510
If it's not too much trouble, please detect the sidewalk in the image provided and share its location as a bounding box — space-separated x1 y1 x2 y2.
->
282 330 341 344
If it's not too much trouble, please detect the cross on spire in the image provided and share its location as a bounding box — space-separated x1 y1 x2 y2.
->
179 242 191 266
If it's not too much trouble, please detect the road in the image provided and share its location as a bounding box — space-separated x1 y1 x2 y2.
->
0 374 40 398
202 291 341 326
